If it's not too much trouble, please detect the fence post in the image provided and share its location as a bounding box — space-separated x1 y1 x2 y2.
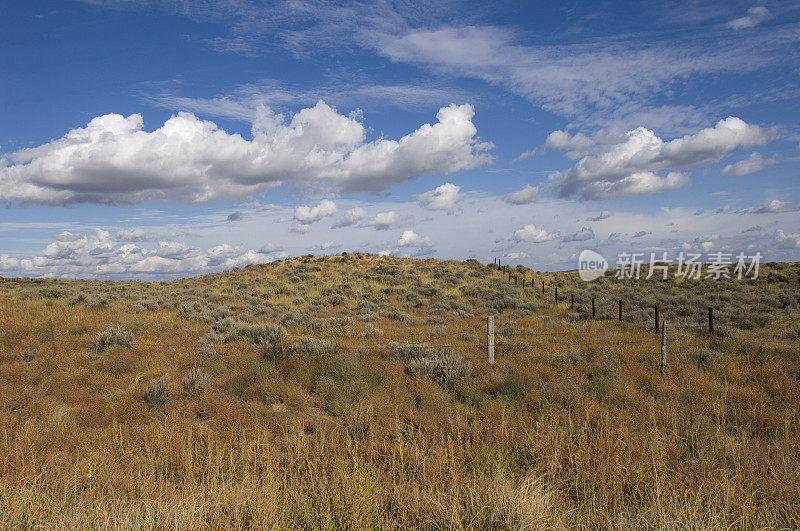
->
592 297 596 319
618 299 623 321
708 307 714 335
570 293 574 309
541 280 545 294
660 319 667 374
522 278 525 289
487 315 495 365
48 318 56 357
554 287 558 306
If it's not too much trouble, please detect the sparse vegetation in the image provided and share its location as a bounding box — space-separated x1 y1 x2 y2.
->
143 374 170 407
88 325 132 353
406 351 471 390
0 254 798 528
182 366 210 396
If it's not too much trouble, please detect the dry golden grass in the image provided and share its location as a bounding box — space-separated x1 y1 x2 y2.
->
0 254 798 529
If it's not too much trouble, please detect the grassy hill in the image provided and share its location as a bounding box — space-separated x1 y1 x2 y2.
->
1 254 799 528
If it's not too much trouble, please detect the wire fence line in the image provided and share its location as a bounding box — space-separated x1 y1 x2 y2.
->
10 260 756 368
27 315 672 367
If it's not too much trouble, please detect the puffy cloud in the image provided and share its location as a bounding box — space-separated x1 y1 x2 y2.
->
775 229 800 249
586 211 613 221
562 227 595 242
722 151 776 176
397 230 432 247
416 182 462 210
503 184 540 205
513 224 558 243
632 231 650 238
553 117 773 199
728 6 771 30
294 199 337 224
331 207 367 228
576 171 689 200
0 229 280 278
368 211 402 230
749 200 799 214
544 130 594 155
0 102 491 205
227 211 245 222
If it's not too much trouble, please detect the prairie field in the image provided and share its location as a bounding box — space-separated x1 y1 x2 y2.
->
1 254 799 529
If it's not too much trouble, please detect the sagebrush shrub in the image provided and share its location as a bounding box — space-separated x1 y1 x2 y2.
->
89 325 132 353
225 320 287 347
291 336 336 356
195 343 219 361
393 341 442 361
143 374 170 407
406 352 471 391
360 323 383 337
182 367 210 396
683 349 724 368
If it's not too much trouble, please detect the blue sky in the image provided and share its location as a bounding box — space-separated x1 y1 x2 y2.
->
1 0 799 278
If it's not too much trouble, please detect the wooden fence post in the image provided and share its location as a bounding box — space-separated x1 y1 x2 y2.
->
554 287 558 306
592 297 596 319
487 316 495 365
654 305 659 333
660 319 667 374
708 307 714 335
541 280 545 294
618 299 623 321
570 293 574 309
48 318 56 357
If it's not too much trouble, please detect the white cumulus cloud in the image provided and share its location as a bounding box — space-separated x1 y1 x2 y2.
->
503 184 540 205
749 200 799 214
513 224 558 243
544 130 594 157
331 207 367 228
722 151 776 176
552 117 774 199
368 211 402 230
775 229 800 249
0 229 281 278
0 102 491 204
397 230 432 247
294 199 337 224
416 182 462 210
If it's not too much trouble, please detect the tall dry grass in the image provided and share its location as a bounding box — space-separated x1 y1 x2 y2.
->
0 255 798 528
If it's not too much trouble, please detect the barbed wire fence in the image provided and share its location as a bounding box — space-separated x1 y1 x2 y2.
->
11 259 796 378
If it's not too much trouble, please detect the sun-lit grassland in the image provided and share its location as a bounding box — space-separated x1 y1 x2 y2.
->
0 254 798 529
